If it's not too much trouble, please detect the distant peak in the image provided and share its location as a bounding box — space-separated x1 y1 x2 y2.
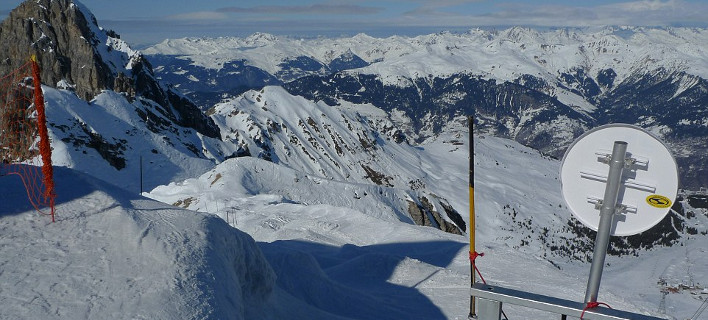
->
352 33 375 40
245 32 278 44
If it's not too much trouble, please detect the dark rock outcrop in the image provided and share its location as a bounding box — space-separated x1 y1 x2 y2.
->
0 0 220 139
0 0 112 101
407 196 464 235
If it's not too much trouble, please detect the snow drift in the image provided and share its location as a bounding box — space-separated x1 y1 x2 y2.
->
0 166 274 319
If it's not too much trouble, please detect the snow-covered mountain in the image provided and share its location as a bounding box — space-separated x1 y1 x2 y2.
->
142 26 708 117
144 28 708 189
144 28 708 85
2 0 708 319
41 80 468 234
203 86 466 233
44 86 224 192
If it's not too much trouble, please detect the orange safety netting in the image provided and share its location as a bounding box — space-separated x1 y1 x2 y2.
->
0 56 55 221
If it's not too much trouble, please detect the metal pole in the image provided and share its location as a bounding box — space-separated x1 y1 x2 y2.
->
584 141 627 303
140 155 143 195
469 115 477 318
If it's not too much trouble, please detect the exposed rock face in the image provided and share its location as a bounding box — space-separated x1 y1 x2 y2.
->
0 0 112 100
407 196 464 235
283 73 594 155
0 0 220 139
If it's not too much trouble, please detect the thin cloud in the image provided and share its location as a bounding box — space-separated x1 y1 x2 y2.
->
97 0 708 46
592 0 708 25
610 0 680 12
404 6 452 17
594 0 708 26
220 4 382 15
165 11 230 22
390 0 484 5
460 0 708 27
403 0 484 16
484 4 598 25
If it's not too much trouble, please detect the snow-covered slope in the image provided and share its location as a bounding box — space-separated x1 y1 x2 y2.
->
3 119 706 319
38 78 466 235
0 166 276 320
145 127 708 319
209 86 427 187
43 85 226 193
202 86 467 233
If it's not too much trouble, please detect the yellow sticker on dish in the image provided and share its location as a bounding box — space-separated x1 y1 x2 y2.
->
646 195 672 208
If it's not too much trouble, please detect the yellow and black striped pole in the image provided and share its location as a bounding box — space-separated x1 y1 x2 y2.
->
468 115 477 318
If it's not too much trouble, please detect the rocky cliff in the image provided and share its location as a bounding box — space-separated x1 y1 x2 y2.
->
0 0 110 101
0 0 220 138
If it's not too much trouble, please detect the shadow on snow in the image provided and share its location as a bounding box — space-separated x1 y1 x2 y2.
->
0 165 139 219
259 239 466 320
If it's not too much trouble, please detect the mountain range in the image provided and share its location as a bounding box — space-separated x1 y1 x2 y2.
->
1 0 708 319
144 27 708 190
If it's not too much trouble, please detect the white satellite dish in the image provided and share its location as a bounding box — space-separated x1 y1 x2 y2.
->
560 124 679 236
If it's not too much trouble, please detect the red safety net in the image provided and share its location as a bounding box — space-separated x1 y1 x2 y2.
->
0 56 55 221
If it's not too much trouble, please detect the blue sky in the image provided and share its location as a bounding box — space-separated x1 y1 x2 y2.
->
2 0 708 46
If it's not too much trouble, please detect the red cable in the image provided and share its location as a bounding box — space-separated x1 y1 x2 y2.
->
470 251 486 283
580 301 612 319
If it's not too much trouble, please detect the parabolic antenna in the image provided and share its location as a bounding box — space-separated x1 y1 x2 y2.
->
560 124 679 236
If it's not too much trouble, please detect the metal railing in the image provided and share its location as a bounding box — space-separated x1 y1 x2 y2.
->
470 283 666 320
